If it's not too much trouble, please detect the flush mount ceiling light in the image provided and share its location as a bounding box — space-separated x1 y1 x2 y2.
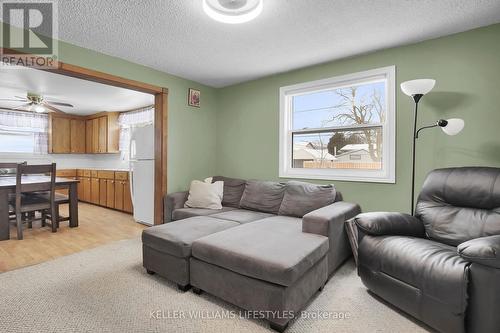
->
203 0 263 24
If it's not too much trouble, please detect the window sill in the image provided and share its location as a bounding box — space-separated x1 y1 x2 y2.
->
279 170 396 184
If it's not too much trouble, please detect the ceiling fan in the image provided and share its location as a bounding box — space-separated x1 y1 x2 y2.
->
0 92 74 114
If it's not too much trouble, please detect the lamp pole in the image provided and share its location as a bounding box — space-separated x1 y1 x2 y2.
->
410 94 423 215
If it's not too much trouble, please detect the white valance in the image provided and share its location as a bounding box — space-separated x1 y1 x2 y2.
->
118 106 154 156
118 106 154 127
0 110 48 133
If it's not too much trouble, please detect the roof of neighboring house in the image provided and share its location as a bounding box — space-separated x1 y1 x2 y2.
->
335 148 370 158
338 144 371 152
293 147 335 161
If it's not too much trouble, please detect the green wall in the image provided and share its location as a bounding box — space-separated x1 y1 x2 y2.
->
215 24 500 212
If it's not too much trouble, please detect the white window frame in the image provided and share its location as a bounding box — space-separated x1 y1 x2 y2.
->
279 66 396 183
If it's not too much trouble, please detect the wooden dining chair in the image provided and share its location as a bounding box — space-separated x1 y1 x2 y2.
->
10 163 58 240
1 162 28 220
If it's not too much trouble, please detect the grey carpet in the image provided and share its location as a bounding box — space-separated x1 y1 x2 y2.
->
0 238 432 333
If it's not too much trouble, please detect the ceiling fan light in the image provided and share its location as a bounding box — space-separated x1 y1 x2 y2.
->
203 0 263 24
33 105 46 113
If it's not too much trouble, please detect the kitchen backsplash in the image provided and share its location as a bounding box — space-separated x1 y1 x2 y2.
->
0 153 130 170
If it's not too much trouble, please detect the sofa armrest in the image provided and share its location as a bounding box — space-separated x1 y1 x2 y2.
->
354 212 425 237
458 235 500 269
164 191 189 223
302 201 361 237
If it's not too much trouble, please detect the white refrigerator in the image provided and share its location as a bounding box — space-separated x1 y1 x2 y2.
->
129 124 155 226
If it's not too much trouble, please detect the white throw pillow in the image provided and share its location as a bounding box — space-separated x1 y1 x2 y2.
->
184 178 224 210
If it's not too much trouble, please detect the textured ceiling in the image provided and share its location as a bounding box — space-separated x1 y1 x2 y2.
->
57 0 500 87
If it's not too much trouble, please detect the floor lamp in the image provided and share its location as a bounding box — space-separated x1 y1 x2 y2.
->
401 79 465 215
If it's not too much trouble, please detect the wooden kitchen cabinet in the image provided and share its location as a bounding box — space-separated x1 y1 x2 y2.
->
98 117 107 153
50 112 120 155
92 118 99 153
49 117 71 153
123 180 133 213
75 169 132 214
114 180 124 211
99 179 107 206
82 177 91 202
90 177 100 204
77 177 84 199
85 119 93 153
70 119 86 153
106 179 115 208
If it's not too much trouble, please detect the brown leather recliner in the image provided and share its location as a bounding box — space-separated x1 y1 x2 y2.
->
354 167 500 333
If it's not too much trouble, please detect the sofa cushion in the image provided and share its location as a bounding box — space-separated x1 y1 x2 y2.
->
172 206 236 221
359 235 470 315
210 209 274 224
279 181 336 217
192 216 329 286
184 178 224 210
239 180 286 214
142 216 240 258
212 176 246 208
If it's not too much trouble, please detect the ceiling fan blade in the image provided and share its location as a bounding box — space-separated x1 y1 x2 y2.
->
0 98 27 102
0 107 29 112
44 104 65 114
15 96 29 100
45 101 74 107
12 103 32 110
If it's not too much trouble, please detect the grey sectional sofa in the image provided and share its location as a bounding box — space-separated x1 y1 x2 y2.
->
142 176 361 332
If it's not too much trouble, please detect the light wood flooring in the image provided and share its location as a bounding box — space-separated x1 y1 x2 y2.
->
0 202 145 273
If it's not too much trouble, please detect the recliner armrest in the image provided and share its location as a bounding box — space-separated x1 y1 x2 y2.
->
164 191 189 223
458 235 500 269
354 212 425 237
302 201 361 237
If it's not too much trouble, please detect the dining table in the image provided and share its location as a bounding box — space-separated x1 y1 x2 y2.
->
0 175 79 241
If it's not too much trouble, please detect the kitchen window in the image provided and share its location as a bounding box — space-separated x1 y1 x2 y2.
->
118 106 154 159
279 66 396 183
0 111 48 154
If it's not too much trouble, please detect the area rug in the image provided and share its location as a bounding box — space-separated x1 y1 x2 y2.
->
0 238 432 333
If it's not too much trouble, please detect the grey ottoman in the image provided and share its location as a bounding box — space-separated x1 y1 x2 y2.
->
142 216 239 291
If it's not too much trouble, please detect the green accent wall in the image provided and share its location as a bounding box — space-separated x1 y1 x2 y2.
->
215 24 500 212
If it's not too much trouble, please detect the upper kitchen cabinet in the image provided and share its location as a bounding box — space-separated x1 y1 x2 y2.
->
70 119 86 153
85 113 120 154
49 116 71 153
49 112 120 154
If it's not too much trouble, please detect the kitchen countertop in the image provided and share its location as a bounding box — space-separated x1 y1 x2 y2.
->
60 167 130 172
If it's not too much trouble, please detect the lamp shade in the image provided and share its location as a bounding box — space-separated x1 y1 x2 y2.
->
441 118 465 136
400 79 436 96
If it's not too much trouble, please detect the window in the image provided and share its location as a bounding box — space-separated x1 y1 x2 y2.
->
0 111 48 154
279 66 395 183
118 106 154 159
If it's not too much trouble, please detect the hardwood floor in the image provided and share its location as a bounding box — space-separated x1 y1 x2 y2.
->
0 202 145 273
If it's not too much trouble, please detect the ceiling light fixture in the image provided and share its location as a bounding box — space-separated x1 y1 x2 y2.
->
33 104 46 113
203 0 263 24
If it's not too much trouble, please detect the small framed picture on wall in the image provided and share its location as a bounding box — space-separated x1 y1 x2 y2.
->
188 88 201 107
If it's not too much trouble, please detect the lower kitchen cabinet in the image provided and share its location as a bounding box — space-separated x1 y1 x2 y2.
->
114 180 124 211
123 181 133 213
82 177 91 202
99 179 107 206
60 169 133 214
90 178 100 205
106 180 115 208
